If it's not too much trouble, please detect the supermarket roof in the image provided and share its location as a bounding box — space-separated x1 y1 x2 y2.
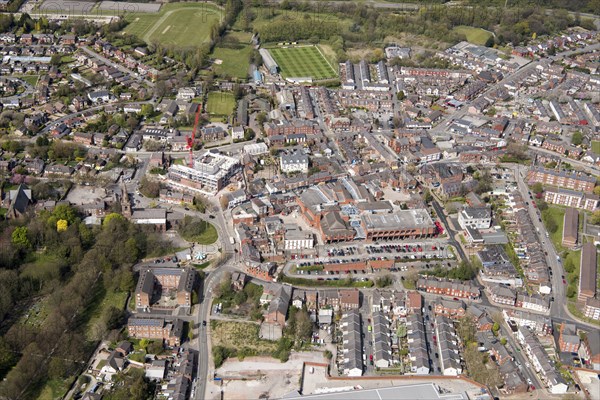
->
283 383 469 400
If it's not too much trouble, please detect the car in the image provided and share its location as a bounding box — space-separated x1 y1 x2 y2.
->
184 207 189 211
453 297 459 301
563 279 567 284
202 320 206 326
435 353 439 358
527 378 532 385
209 215 215 219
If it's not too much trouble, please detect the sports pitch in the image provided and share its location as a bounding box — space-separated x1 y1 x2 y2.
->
268 46 337 80
123 3 222 48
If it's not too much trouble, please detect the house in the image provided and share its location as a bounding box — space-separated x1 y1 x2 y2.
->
340 309 363 376
558 323 580 353
231 126 245 140
88 90 110 103
145 359 167 380
339 289 360 310
280 150 309 173
115 341 132 356
458 206 492 230
264 285 291 328
231 272 247 291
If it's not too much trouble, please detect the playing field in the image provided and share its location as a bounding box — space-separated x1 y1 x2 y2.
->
206 92 236 116
268 46 337 80
452 26 493 46
123 3 222 48
211 31 253 80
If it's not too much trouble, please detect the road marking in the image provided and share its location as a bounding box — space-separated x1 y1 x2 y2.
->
161 25 171 35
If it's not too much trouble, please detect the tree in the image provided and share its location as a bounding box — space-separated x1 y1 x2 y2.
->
56 219 68 232
376 274 393 288
50 54 62 66
492 322 500 335
423 189 433 204
11 227 30 249
140 104 154 118
531 182 544 194
594 186 600 197
295 309 313 342
396 90 405 100
591 210 600 225
104 213 126 226
571 131 583 146
139 177 160 198
396 323 407 338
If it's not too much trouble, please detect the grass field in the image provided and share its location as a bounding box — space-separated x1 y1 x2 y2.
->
268 46 337 80
544 206 566 252
85 290 128 340
206 92 236 117
592 141 600 154
452 25 493 46
211 32 253 80
123 3 222 47
211 321 277 355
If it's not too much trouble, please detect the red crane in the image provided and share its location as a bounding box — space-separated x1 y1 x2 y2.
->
187 105 202 167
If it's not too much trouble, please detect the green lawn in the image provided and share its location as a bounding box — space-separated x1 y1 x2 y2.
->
544 206 566 253
37 378 74 400
592 140 600 154
268 46 337 80
15 75 39 86
85 290 128 340
123 3 222 47
211 31 253 80
452 25 493 46
206 92 236 117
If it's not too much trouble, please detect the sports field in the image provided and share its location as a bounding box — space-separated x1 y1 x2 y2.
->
206 92 236 117
268 46 337 80
123 3 222 48
452 25 493 46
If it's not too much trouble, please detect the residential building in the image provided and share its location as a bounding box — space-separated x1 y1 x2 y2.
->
135 268 195 310
127 317 184 347
527 166 596 193
544 188 599 211
340 309 363 376
558 323 580 353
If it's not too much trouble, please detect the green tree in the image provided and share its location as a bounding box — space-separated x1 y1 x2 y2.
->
140 104 154 118
571 132 583 146
50 54 62 66
591 210 600 225
376 274 393 288
531 182 544 194
11 227 30 248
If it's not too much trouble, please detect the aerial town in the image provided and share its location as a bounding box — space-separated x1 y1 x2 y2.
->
0 0 599 400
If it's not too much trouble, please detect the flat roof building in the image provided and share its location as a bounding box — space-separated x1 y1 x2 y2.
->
168 151 240 195
562 208 578 249
361 209 436 241
579 243 597 302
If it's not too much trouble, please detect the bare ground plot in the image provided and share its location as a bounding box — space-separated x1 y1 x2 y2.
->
206 352 326 400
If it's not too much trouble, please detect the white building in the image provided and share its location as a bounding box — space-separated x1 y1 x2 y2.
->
280 150 308 173
284 225 314 250
231 126 245 140
458 207 492 230
168 151 241 195
176 87 196 101
243 142 268 156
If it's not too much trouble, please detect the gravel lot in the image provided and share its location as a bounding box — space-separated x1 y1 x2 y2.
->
205 352 327 400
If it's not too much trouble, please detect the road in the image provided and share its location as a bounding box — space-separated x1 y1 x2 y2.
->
512 164 599 330
0 76 35 102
